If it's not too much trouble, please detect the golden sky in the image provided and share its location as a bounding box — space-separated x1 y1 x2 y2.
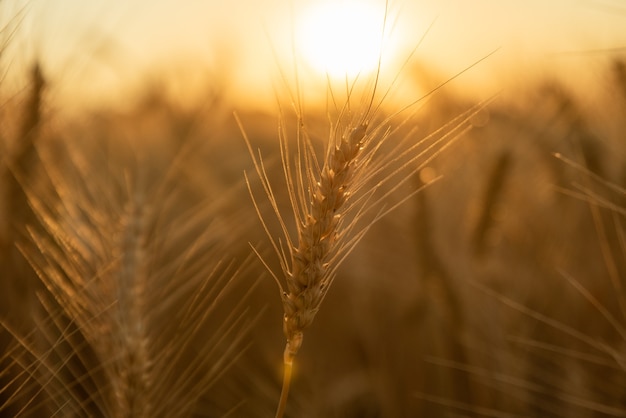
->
3 0 626 110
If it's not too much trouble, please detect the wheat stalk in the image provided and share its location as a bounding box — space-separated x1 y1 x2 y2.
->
240 67 493 415
0 128 257 416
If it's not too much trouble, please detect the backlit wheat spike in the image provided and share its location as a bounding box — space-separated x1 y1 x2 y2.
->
241 86 492 416
242 110 373 418
282 121 368 362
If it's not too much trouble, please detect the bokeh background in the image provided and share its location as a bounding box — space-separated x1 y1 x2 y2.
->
3 0 626 108
1 1 626 417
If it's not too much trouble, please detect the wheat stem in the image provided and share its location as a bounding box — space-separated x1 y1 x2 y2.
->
275 348 295 418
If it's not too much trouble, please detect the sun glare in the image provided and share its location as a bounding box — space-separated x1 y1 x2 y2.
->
296 1 392 79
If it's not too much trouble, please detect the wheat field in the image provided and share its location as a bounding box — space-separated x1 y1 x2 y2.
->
1 3 626 417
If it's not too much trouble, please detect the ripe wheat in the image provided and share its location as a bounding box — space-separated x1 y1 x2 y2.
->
240 67 493 415
0 110 258 416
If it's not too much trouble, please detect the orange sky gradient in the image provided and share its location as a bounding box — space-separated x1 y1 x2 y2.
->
2 0 626 112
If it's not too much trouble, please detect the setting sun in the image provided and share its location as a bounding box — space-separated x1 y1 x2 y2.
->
296 1 392 78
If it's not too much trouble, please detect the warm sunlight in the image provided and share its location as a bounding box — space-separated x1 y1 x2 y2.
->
295 1 392 79
4 1 626 417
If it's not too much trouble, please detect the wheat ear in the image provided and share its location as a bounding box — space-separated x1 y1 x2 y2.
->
0 131 257 416
248 115 368 417
240 43 496 414
283 119 367 355
240 90 493 416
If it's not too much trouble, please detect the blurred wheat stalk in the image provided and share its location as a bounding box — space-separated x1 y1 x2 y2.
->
0 65 257 417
